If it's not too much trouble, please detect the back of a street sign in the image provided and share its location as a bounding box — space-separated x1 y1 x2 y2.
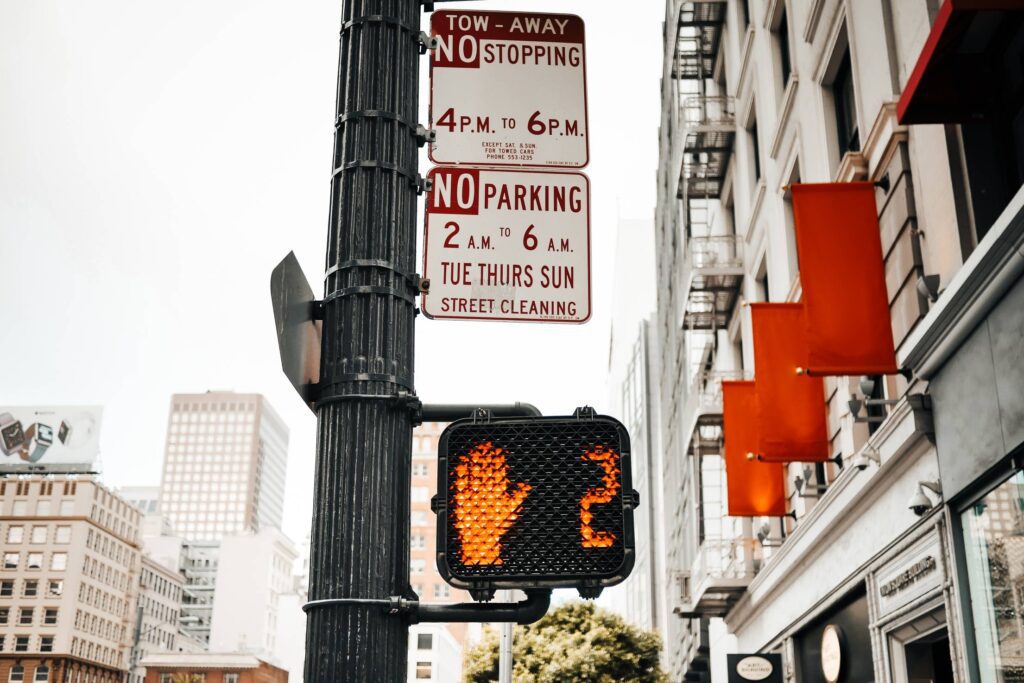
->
429 10 589 168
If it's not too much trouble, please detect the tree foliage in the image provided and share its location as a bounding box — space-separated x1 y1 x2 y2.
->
463 601 667 683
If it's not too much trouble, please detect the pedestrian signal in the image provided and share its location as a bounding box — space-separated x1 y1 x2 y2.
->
432 411 636 599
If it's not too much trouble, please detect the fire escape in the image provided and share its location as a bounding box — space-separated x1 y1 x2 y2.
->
669 4 752 681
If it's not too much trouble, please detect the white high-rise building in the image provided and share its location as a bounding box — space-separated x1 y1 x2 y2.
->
159 392 289 541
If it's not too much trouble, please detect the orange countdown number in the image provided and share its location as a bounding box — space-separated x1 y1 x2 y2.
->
579 447 621 548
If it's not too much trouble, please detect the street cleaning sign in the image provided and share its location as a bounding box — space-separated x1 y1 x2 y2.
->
429 11 589 168
422 167 591 323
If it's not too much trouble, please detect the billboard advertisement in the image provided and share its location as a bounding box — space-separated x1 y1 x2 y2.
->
0 407 101 472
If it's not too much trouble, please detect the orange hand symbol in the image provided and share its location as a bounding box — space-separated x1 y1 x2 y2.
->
580 446 621 548
451 442 532 565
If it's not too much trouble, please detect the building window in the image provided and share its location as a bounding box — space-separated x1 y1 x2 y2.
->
412 463 430 478
224 675 239 683
3 553 18 570
433 584 451 599
39 636 53 652
32 667 48 683
750 119 762 184
411 487 429 503
8 666 23 683
411 535 426 550
18 607 33 625
30 526 47 544
6 526 23 544
159 674 172 683
411 559 425 575
776 7 791 86
50 553 66 571
12 502 26 516
54 527 71 544
27 553 43 570
0 608 7 624
43 608 57 625
0 580 13 597
36 501 50 516
832 51 859 157
961 470 1024 680
415 662 432 680
418 633 433 650
23 580 37 597
14 636 28 652
47 580 62 596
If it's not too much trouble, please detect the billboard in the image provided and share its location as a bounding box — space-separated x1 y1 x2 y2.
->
0 407 101 472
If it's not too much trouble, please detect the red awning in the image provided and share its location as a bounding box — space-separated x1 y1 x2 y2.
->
898 1 1024 124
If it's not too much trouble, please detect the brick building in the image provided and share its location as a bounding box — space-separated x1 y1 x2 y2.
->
140 652 287 683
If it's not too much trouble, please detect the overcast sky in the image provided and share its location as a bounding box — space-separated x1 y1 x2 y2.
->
0 0 662 544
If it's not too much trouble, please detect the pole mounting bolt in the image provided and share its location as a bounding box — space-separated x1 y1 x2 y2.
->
415 125 437 147
418 31 439 54
413 175 433 195
419 278 430 294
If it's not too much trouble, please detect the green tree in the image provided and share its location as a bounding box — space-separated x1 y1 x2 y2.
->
463 601 667 683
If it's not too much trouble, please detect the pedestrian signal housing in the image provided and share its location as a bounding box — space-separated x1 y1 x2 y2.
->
433 411 635 599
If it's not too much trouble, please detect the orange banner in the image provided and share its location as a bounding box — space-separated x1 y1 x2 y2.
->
723 381 787 517
791 182 898 376
751 303 830 462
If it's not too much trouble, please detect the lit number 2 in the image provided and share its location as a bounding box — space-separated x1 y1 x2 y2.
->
580 447 621 548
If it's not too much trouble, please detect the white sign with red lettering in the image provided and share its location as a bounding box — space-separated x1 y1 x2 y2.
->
429 10 588 168
422 167 591 323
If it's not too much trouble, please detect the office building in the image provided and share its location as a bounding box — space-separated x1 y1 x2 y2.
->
0 476 142 682
159 392 289 541
653 1 1024 681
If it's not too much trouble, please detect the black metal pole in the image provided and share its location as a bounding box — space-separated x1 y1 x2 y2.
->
304 0 420 680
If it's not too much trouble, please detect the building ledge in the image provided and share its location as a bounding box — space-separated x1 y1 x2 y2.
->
899 183 1024 379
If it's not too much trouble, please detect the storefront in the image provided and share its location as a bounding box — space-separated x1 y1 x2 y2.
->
724 395 951 682
896 3 1024 680
901 188 1024 682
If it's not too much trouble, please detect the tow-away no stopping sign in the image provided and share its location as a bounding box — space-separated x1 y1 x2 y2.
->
429 11 588 168
422 167 591 323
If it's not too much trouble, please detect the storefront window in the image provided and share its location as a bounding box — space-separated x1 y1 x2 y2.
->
962 470 1024 682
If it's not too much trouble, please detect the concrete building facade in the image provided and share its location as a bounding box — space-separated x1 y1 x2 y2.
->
0 476 142 682
652 1 1024 681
